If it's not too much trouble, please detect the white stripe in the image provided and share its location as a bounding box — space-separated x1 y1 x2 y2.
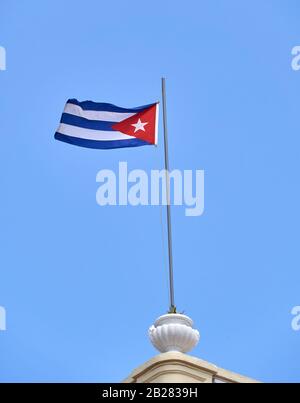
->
64 103 135 122
57 123 135 141
155 103 159 146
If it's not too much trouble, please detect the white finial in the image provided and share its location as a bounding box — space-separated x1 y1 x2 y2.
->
148 313 200 353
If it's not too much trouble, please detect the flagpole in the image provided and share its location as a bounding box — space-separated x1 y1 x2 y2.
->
161 77 176 314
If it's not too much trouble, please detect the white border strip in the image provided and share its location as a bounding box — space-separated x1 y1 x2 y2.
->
154 102 159 146
57 123 134 141
64 103 135 122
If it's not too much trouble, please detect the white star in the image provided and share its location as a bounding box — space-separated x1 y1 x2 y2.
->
131 118 148 133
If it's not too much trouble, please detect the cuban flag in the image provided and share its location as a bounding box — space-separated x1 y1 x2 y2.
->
55 99 159 149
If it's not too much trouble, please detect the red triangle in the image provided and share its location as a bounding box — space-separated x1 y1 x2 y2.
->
112 104 158 144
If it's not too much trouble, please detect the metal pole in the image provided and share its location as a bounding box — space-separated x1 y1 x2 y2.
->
161 77 176 313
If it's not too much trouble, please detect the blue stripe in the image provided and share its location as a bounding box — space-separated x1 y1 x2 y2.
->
60 113 115 131
67 98 156 113
55 132 150 149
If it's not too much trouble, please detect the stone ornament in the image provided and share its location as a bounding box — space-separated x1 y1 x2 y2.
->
149 313 200 353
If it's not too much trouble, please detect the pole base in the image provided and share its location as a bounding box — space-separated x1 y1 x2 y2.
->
148 313 200 353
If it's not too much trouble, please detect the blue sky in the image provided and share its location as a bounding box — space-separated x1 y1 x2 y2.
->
0 0 300 383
